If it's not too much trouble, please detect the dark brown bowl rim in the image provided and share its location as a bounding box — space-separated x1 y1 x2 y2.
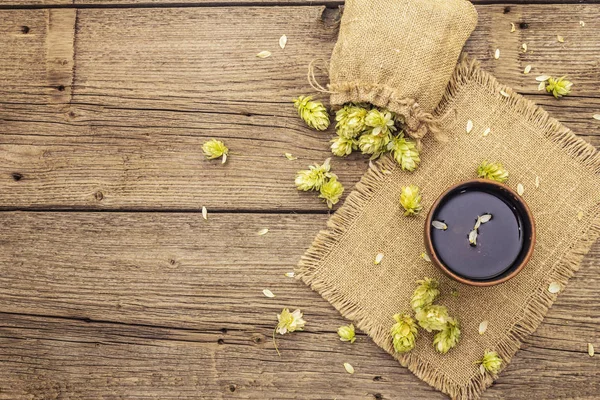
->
424 179 536 287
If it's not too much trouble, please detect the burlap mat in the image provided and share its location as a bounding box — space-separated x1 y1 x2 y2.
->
296 57 600 399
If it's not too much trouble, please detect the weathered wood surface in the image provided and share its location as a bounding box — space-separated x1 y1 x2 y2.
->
0 5 599 210
0 212 598 399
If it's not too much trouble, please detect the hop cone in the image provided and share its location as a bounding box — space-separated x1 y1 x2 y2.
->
293 96 330 131
400 185 422 216
478 350 503 374
390 313 418 353
410 277 440 311
336 104 368 138
388 135 420 171
433 317 461 354
477 161 509 183
545 76 573 99
330 136 357 157
202 139 229 163
365 108 397 136
358 130 391 159
415 304 449 332
319 177 344 208
295 158 333 191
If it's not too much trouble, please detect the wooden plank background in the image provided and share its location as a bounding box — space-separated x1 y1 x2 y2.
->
0 0 598 399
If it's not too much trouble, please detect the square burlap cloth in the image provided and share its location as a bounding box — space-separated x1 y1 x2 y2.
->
296 57 600 399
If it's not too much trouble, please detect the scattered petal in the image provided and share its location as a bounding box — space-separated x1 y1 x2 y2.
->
479 214 492 224
279 35 287 49
593 114 600 120
469 229 478 245
466 119 474 134
263 289 275 298
510 23 515 33
500 90 510 97
536 75 550 82
256 50 271 58
284 272 295 278
432 221 448 230
577 211 584 221
522 43 528 53
284 152 298 161
517 183 524 196
257 228 269 236
524 65 532 74
538 81 546 91
588 343 594 357
222 153 227 164
535 176 540 188
479 364 486 375
557 35 565 43
421 252 431 262
494 49 500 59
548 282 561 294
374 253 384 265
479 320 489 335
580 21 585 27
343 362 355 374
482 128 491 137
202 206 208 220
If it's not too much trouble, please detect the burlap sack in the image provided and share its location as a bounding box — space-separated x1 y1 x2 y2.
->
328 0 477 143
297 57 600 399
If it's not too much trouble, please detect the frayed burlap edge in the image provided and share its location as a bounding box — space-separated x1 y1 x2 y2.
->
296 55 600 399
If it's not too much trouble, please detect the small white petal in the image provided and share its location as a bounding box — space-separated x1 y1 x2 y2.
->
479 214 492 224
536 75 550 82
285 272 295 278
588 343 594 357
480 364 486 375
374 253 384 265
257 228 269 236
593 114 600 120
263 289 275 298
284 152 298 161
522 43 528 53
482 128 491 137
500 90 510 97
469 230 478 245
517 183 524 196
421 252 431 262
222 153 227 164
432 221 448 230
479 320 489 335
524 65 532 74
580 21 585 27
510 23 515 33
557 35 564 43
494 49 500 59
538 81 546 91
466 119 474 134
548 282 561 294
256 50 272 58
279 35 287 49
535 176 540 188
343 362 355 374
202 206 208 220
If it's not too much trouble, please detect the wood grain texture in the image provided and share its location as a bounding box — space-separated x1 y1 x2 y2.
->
0 5 599 210
0 212 598 399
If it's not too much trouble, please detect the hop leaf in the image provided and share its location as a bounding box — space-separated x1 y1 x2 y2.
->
433 317 461 354
330 136 357 157
276 308 306 335
202 139 229 163
365 108 397 136
293 96 330 131
545 76 573 99
477 161 509 183
410 277 440 311
295 158 333 191
336 104 369 138
415 305 449 332
478 350 503 374
390 313 418 353
388 135 420 171
337 324 356 343
358 130 391 159
400 185 422 216
319 177 344 209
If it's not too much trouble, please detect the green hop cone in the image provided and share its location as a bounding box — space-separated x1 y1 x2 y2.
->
330 136 357 157
293 96 330 131
415 304 449 332
336 104 369 138
390 313 418 354
433 317 461 354
477 350 503 374
202 139 229 163
388 135 420 171
477 160 509 183
295 158 334 191
358 130 391 159
400 185 422 216
337 324 356 343
410 277 440 311
319 177 344 209
365 108 397 136
545 76 573 99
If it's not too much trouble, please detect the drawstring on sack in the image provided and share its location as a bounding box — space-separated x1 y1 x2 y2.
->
307 59 337 94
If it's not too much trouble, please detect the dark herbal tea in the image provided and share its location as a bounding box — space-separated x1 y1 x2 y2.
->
430 189 524 281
